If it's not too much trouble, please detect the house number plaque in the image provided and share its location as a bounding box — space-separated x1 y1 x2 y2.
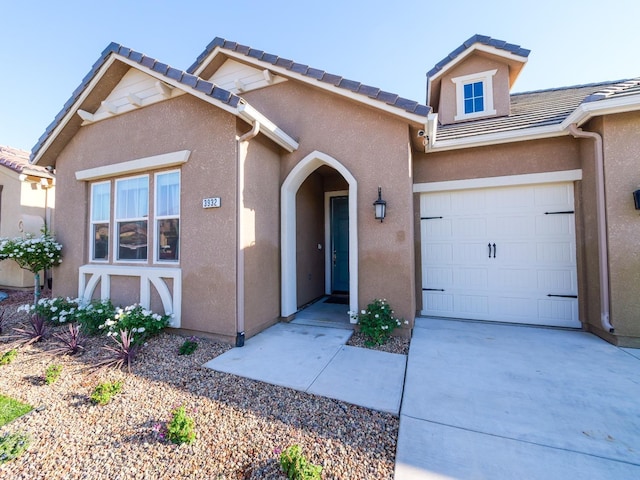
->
202 197 221 208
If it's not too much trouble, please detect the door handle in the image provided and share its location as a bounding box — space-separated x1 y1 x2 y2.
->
488 243 492 258
488 243 496 258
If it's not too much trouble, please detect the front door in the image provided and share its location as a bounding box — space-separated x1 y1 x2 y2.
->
330 196 349 293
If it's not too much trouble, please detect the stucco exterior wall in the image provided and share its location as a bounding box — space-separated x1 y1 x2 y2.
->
52 95 239 340
437 55 511 125
0 169 51 288
244 81 416 326
242 132 282 338
600 112 640 346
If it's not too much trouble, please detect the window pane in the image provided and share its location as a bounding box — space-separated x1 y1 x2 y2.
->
92 223 109 260
473 81 483 97
156 172 180 217
91 183 110 222
116 177 148 219
464 98 474 114
474 97 484 112
158 218 179 261
463 83 473 99
118 220 147 260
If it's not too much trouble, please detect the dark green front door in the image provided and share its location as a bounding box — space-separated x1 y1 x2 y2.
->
331 196 349 293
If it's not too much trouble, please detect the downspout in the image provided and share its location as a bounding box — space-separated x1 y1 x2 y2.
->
235 121 261 347
568 124 614 333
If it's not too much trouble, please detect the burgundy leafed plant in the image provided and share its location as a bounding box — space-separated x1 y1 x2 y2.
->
51 323 86 356
94 329 138 373
13 314 48 345
0 310 6 335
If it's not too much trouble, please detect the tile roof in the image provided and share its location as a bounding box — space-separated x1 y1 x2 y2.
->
188 37 431 117
427 34 531 80
31 43 243 162
435 79 637 142
0 145 50 175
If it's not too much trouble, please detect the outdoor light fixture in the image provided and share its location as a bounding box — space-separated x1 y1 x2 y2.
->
633 189 640 210
373 186 387 222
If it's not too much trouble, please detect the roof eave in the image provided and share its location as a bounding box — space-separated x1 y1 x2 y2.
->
32 51 298 165
201 48 430 126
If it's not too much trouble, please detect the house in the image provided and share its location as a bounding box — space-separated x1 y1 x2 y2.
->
29 34 640 347
0 145 55 288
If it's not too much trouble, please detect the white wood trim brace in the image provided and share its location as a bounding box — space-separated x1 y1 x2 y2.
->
78 264 182 327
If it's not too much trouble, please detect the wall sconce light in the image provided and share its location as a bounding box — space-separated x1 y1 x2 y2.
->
633 189 640 210
373 186 387 222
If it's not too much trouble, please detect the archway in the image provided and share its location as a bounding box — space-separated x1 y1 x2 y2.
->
281 151 358 320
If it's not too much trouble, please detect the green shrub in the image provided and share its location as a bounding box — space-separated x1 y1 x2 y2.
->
99 304 170 345
0 431 30 464
0 395 32 427
75 299 116 335
178 337 198 355
0 349 18 365
350 298 405 346
279 444 322 480
166 406 196 445
19 296 79 324
90 380 123 405
44 364 62 385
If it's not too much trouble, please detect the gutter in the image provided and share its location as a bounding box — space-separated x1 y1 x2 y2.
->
235 121 261 347
568 124 614 333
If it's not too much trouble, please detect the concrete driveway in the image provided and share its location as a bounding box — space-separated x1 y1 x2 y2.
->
395 318 640 479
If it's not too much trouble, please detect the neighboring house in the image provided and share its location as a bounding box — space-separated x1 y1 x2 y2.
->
0 145 55 288
29 34 640 347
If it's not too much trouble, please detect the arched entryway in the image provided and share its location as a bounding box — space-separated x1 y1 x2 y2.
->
281 151 358 320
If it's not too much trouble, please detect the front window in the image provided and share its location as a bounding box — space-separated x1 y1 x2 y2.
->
155 171 180 262
90 182 110 261
452 69 497 121
115 176 148 261
463 81 484 114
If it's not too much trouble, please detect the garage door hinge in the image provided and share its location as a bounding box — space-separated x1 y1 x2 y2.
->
421 216 443 220
544 211 574 215
423 288 445 291
547 294 578 298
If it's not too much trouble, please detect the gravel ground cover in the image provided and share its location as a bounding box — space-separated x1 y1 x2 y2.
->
0 290 401 479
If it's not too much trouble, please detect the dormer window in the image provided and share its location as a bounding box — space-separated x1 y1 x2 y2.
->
452 69 497 121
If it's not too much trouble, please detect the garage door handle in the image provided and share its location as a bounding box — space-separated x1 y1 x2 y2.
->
488 243 496 258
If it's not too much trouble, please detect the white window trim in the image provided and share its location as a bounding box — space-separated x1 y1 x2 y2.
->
75 150 190 181
89 181 111 263
153 170 180 264
114 174 149 263
452 69 497 121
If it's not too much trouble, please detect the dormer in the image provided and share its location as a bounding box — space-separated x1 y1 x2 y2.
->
427 35 530 125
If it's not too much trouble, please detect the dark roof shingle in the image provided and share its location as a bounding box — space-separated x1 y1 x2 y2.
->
427 34 531 80
187 37 430 117
436 79 638 141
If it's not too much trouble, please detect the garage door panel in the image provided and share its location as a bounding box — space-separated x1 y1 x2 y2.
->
457 295 489 315
538 298 579 327
420 182 580 328
537 269 577 292
423 267 453 289
454 268 489 289
423 292 454 314
453 217 487 237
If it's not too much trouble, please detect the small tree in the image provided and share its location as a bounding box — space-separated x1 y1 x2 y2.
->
0 229 62 306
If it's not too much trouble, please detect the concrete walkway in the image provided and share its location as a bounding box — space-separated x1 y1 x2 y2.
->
203 322 407 414
395 318 640 479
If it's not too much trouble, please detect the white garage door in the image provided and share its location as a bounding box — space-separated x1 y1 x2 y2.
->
420 182 580 328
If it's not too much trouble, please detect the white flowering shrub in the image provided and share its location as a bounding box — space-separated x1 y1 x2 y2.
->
98 304 171 345
19 297 79 323
349 298 406 346
0 232 62 274
74 299 117 335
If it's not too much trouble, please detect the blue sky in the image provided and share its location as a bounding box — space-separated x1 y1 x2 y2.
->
1 0 637 151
